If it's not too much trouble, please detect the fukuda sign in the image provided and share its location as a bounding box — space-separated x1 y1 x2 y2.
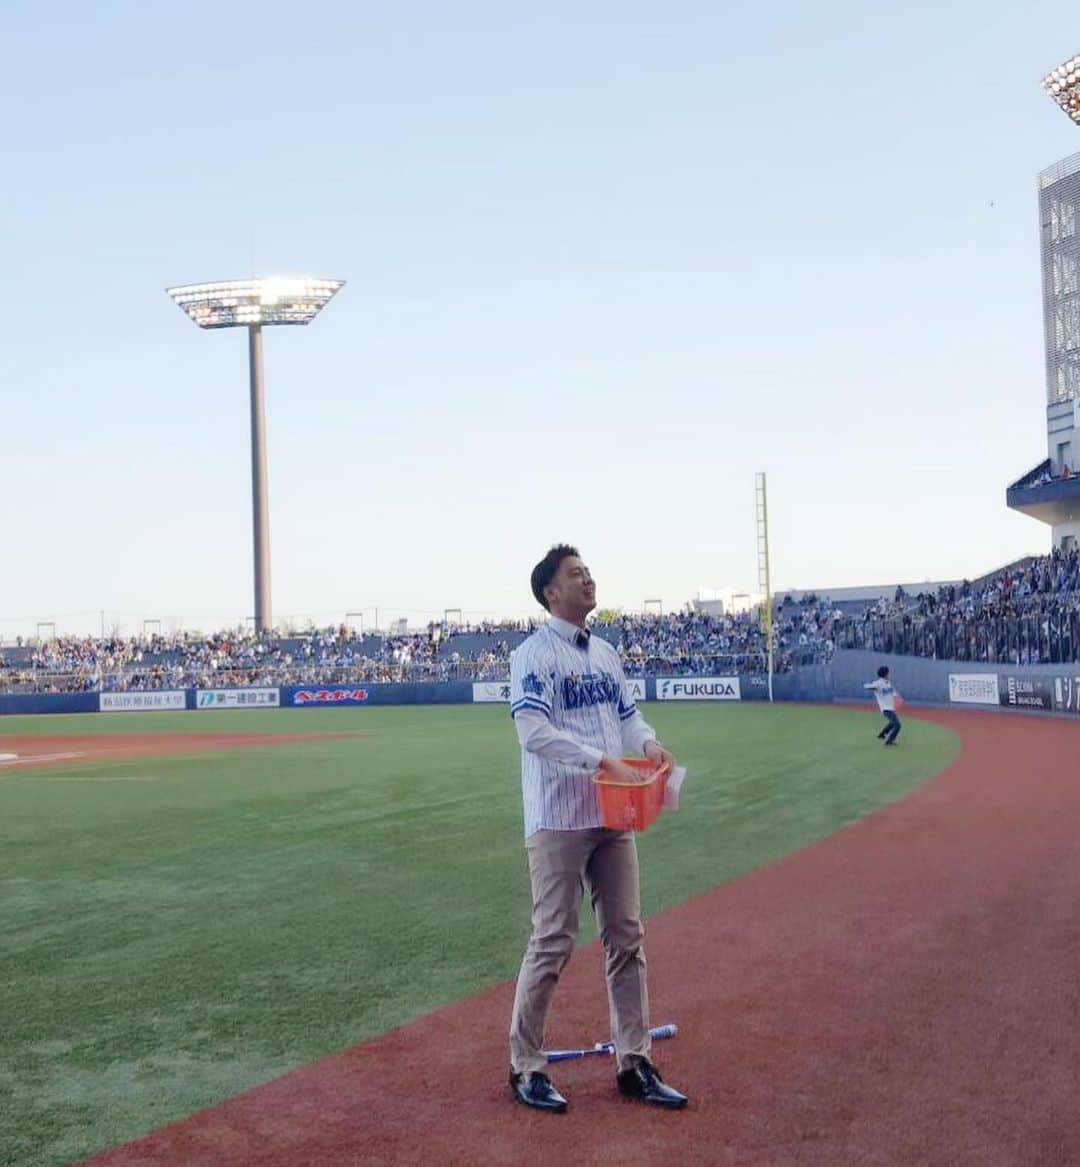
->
657 677 741 701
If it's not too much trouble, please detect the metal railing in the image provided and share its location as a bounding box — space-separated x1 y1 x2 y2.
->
838 612 1080 665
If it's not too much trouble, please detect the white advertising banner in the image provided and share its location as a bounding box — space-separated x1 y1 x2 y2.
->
656 676 741 701
948 673 999 706
100 690 186 713
474 678 647 704
196 688 280 709
472 682 511 703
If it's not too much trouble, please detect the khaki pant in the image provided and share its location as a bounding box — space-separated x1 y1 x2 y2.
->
509 827 651 1075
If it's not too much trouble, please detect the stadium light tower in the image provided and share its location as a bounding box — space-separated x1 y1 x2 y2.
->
1008 59 1080 552
166 276 344 632
1042 53 1080 124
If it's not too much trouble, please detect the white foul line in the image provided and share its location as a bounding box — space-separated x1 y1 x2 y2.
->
0 751 85 768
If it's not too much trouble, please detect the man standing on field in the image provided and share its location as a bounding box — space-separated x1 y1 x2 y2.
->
506 544 689 1113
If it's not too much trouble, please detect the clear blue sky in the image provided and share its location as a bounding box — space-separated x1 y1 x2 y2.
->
2 0 1077 637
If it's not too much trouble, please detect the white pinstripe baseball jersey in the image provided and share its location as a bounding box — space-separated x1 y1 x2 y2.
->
510 616 658 837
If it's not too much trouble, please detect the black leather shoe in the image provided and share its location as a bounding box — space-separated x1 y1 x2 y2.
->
509 1069 568 1112
617 1059 688 1108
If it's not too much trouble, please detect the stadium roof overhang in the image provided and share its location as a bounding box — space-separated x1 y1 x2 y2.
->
1006 460 1080 525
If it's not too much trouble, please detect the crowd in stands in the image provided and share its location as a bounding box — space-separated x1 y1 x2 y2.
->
6 547 1078 694
0 604 832 694
844 546 1080 664
1023 461 1074 488
597 602 835 676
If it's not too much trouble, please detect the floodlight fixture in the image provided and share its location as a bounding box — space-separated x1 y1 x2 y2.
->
166 275 345 632
1042 53 1080 124
167 276 344 329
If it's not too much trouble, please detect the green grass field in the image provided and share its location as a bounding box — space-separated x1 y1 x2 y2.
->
0 704 959 1167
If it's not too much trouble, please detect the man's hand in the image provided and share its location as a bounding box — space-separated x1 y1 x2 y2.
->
643 740 675 770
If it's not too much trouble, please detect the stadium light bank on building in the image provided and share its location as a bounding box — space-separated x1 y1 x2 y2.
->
1006 55 1080 551
166 276 344 632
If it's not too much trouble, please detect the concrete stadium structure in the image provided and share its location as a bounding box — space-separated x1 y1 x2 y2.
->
1008 152 1080 550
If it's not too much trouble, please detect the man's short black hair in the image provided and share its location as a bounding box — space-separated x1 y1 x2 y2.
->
877 665 890 678
531 544 580 611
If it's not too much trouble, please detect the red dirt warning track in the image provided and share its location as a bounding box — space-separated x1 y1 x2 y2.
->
0 733 360 770
78 709 1080 1166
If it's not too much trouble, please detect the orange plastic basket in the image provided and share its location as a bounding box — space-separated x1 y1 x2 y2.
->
592 758 671 833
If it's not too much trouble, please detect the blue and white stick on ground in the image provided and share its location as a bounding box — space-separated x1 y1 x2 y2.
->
543 1023 677 1063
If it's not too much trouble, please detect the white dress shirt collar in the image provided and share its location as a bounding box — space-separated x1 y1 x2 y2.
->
548 615 589 647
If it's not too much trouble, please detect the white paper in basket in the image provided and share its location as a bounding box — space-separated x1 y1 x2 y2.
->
662 766 687 811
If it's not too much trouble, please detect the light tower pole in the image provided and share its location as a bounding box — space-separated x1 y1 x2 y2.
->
755 472 773 702
166 277 344 632
248 324 271 629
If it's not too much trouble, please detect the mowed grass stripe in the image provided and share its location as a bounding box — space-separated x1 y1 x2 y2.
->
0 704 959 1167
